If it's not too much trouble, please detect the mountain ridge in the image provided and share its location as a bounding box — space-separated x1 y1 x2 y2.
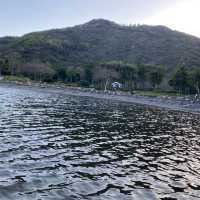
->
0 19 200 70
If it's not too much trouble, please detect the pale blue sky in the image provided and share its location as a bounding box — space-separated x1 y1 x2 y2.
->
1 0 198 37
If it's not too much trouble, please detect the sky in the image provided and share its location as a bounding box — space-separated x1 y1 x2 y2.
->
0 0 199 37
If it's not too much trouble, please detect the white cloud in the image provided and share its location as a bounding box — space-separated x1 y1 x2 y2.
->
142 0 200 37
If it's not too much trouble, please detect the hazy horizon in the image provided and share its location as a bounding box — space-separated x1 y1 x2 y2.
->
0 0 199 37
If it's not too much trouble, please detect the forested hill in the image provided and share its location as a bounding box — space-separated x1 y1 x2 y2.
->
1 19 200 69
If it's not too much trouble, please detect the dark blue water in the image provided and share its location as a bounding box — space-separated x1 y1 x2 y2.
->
0 85 200 200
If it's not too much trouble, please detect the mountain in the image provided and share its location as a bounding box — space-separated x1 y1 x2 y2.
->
1 19 200 70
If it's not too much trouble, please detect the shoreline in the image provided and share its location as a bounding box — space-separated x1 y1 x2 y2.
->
1 81 200 114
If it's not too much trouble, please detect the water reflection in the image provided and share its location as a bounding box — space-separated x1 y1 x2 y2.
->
0 85 200 200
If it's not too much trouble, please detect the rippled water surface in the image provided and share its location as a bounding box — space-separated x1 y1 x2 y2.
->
0 85 200 200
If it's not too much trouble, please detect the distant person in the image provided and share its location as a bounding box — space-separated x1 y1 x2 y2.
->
194 93 200 103
112 82 122 94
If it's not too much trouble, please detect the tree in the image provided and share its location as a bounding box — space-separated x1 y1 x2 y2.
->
120 65 137 90
137 64 148 89
189 68 200 94
20 63 55 82
56 68 67 82
9 52 22 76
149 66 164 89
169 67 189 94
83 65 93 86
66 68 81 83
0 60 3 76
1 59 10 75
93 64 119 90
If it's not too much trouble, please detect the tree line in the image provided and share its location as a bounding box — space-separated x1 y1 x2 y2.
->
169 67 200 95
0 59 200 95
51 62 165 91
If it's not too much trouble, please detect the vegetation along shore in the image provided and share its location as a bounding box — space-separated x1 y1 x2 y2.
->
0 19 200 97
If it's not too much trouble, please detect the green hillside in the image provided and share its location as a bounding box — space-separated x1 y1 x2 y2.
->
0 19 200 93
